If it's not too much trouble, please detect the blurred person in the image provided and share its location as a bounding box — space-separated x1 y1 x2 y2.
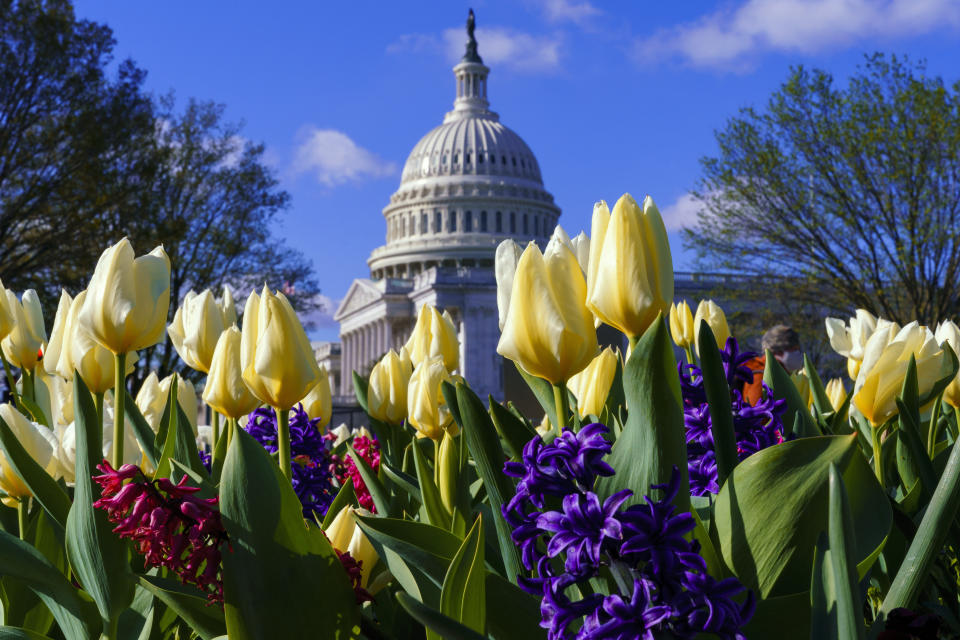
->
743 325 803 405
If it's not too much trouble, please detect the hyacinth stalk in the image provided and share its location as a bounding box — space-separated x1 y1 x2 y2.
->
112 351 127 468
276 407 292 481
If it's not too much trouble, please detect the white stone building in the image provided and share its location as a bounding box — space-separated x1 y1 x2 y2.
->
332 18 560 402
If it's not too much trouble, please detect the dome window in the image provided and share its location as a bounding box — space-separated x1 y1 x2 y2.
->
523 213 528 234
534 216 539 236
448 211 457 233
466 152 471 164
495 211 502 232
421 213 428 235
454 153 459 164
435 210 442 233
502 155 507 165
489 155 495 164
478 153 484 163
465 211 473 232
511 156 517 167
510 212 516 234
480 211 488 232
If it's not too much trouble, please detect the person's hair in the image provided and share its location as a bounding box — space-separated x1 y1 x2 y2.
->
761 325 800 353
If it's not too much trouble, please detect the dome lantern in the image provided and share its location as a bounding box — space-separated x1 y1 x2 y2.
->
447 9 495 123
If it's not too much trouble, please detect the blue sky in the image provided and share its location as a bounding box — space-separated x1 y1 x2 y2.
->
74 0 960 341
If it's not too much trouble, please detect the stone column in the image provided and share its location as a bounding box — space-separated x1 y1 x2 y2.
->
340 332 350 396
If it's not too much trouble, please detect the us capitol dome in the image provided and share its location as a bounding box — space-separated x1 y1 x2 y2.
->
329 10 560 403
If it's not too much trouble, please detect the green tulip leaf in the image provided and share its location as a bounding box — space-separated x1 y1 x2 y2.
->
138 575 226 640
219 426 358 639
763 350 820 437
381 462 422 504
596 316 689 511
396 592 487 640
64 374 134 630
346 443 392 517
411 440 452 530
513 363 559 431
116 584 155 640
440 516 485 635
352 372 370 413
0 627 54 640
123 389 159 470
714 433 891 601
743 590 810 640
697 320 738 488
321 478 357 529
488 397 536 461
805 354 835 423
0 416 70 533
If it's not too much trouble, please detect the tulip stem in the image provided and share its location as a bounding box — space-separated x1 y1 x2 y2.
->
552 383 567 436
212 412 221 450
112 352 127 469
94 392 105 432
871 425 885 487
0 353 18 403
21 368 34 405
228 417 237 448
276 408 292 482
433 437 441 485
17 499 26 540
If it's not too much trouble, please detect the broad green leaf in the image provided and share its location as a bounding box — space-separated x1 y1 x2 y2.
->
0 417 70 532
697 321 738 488
138 575 225 640
381 463 421 504
763 350 819 437
488 398 536 461
116 584 155 640
172 405 206 477
151 383 179 480
513 363 559 431
0 529 95 640
352 372 369 413
714 434 890 601
455 383 522 581
14 397 49 429
0 627 53 639
805 354 835 421
396 592 486 640
347 443 391 516
744 590 810 640
322 478 357 529
596 316 689 511
64 374 134 630
411 441 451 530
123 389 158 470
440 516 485 635
219 426 358 639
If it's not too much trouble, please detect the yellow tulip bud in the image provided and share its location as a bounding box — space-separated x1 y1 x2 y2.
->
694 299 731 355
936 320 960 408
324 506 379 588
220 286 237 327
854 322 953 425
791 370 811 408
497 234 598 385
669 300 695 349
0 404 58 507
302 367 333 428
586 194 674 339
570 231 590 276
0 279 14 342
495 239 525 331
136 372 198 434
368 348 413 425
240 286 322 411
824 378 848 415
567 347 618 418
203 326 260 420
168 289 234 373
1 289 46 371
847 358 861 380
43 290 73 377
78 238 170 354
407 356 454 440
404 304 459 372
438 429 459 513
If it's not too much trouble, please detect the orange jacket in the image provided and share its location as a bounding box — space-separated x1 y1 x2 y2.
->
742 356 765 406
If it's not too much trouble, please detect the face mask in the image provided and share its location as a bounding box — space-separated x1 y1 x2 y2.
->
780 349 803 373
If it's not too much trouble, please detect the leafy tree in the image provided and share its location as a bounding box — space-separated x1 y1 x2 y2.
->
0 0 157 300
686 54 960 329
129 97 319 384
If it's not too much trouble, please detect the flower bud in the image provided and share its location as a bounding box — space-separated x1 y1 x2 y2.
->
43 290 73 376
407 356 454 440
438 429 459 514
1 289 46 371
936 320 960 409
240 286 322 411
669 300 695 350
0 279 14 342
367 348 413 425
495 240 525 331
404 304 459 372
168 289 233 373
567 347 618 418
325 506 379 588
136 372 198 434
79 238 170 354
586 194 673 339
570 231 590 276
0 404 58 507
791 370 811 408
497 235 598 385
203 326 260 420
694 299 731 356
302 367 333 428
824 378 848 415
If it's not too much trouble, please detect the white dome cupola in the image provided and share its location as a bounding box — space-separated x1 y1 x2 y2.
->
368 9 560 280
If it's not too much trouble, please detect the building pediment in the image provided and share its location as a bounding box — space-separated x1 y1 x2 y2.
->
334 279 383 321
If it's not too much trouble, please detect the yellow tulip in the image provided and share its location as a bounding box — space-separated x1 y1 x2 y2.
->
302 367 333 428
694 299 731 355
78 238 170 354
567 347 618 418
220 286 237 326
42 290 73 376
853 322 953 425
407 356 454 440
404 304 459 372
368 348 414 425
570 231 590 276
669 300 695 350
53 411 141 484
168 289 234 373
497 234 598 385
240 286 322 411
495 239 525 331
50 291 137 394
791 370 811 408
0 404 58 507
136 372 198 434
824 378 848 415
0 279 14 342
825 310 899 381
1 289 46 371
203 326 260 420
935 320 960 408
586 194 673 339
325 506 379 588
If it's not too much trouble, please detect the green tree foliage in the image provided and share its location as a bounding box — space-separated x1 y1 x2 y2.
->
686 54 960 328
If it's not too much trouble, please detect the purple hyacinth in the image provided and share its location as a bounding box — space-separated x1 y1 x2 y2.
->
244 404 338 519
502 423 754 639
681 337 787 496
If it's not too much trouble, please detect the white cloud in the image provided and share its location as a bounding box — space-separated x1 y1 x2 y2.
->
388 27 563 73
300 294 341 330
635 0 960 70
534 0 602 25
660 192 704 231
292 127 396 187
